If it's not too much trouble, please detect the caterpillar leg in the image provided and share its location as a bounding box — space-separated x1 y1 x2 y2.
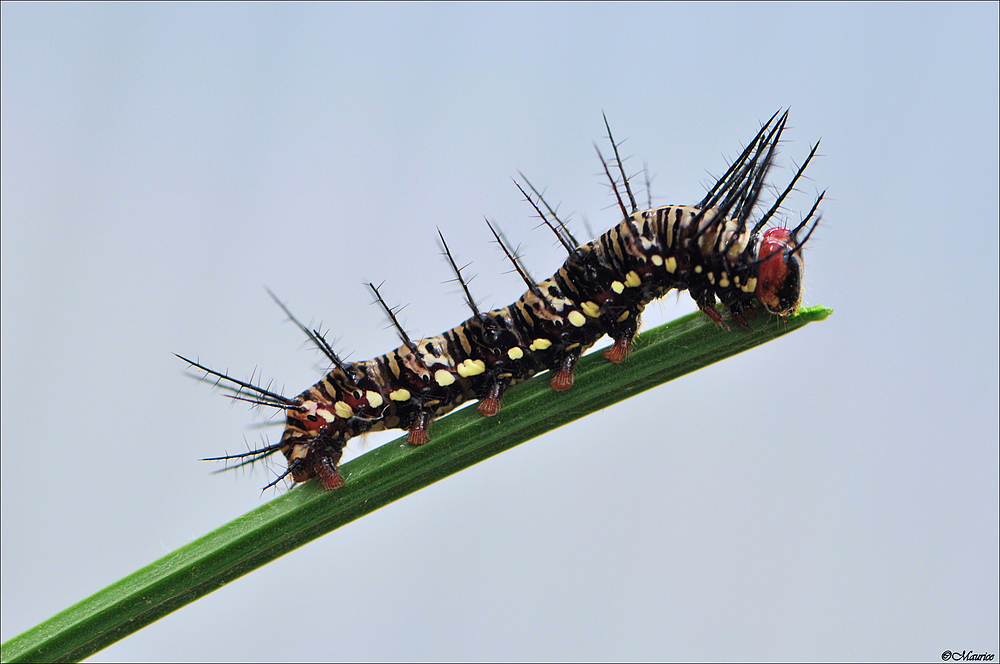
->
550 354 579 391
725 295 756 331
406 410 432 446
315 457 345 490
697 299 730 331
602 336 632 364
728 305 755 331
731 313 752 331
477 379 507 417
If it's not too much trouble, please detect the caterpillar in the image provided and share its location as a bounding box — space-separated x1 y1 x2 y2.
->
179 111 822 491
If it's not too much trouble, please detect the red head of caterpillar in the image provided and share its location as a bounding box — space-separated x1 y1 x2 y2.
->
181 111 823 492
755 220 817 317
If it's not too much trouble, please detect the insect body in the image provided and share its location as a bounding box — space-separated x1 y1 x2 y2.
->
180 111 822 491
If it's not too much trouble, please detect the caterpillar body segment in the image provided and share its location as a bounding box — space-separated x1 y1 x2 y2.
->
183 111 822 491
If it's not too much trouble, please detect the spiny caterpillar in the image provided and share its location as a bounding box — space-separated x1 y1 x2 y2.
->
179 111 822 491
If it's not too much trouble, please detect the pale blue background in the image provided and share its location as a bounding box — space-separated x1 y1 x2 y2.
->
3 3 998 662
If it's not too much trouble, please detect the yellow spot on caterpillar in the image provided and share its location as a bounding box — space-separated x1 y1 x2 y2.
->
743 277 758 293
390 388 411 402
617 310 630 322
581 301 601 318
611 280 625 294
290 444 308 461
318 409 336 423
568 311 586 327
530 338 552 351
651 255 663 267
457 359 486 377
695 265 703 274
665 256 677 273
366 391 383 408
507 347 524 360
707 272 715 284
434 369 455 386
719 274 730 288
335 401 353 419
624 271 641 287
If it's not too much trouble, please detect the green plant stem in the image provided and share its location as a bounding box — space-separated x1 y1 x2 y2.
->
1 304 831 663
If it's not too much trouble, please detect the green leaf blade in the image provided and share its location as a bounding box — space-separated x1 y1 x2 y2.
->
1 304 831 663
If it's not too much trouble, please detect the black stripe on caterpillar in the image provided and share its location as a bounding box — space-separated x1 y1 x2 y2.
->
178 110 822 491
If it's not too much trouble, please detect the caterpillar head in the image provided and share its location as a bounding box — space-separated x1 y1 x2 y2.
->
754 227 803 316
